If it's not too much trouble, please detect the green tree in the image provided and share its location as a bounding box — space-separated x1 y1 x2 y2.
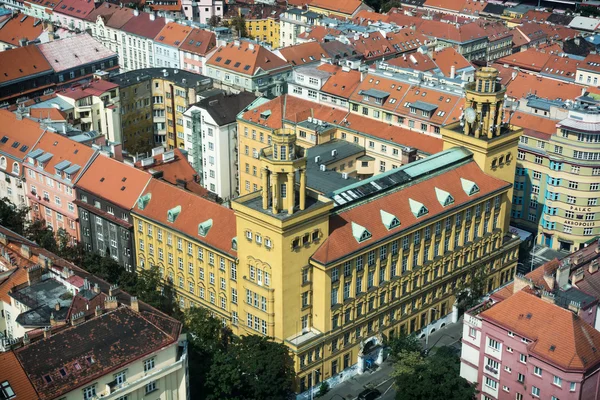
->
205 335 295 400
394 346 476 400
453 267 488 315
208 15 221 28
389 332 422 355
230 15 248 38
0 198 29 235
25 219 58 253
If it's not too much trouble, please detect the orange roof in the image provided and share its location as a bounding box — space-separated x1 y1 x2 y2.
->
481 291 600 371
349 73 412 113
0 351 38 399
154 21 192 48
0 110 45 161
424 0 467 12
498 47 558 72
0 13 43 47
353 9 390 23
207 41 290 76
76 155 152 209
460 0 486 14
0 44 53 84
31 131 97 182
506 73 586 101
312 160 507 264
511 111 558 139
386 52 437 73
431 47 471 77
178 28 216 56
580 53 600 73
0 267 29 304
298 26 343 42
385 11 425 29
398 85 464 126
540 55 580 80
521 10 551 22
27 108 67 122
278 41 327 66
309 0 364 15
133 179 236 257
135 148 202 188
319 65 362 98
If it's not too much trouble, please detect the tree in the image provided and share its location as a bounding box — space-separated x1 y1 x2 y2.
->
205 335 295 400
389 332 422 356
394 346 476 400
453 266 488 315
230 15 248 38
0 198 29 235
208 15 221 28
25 219 58 253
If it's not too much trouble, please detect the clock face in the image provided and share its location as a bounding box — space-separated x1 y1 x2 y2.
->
464 107 477 124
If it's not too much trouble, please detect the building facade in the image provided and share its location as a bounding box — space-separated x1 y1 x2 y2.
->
511 101 600 252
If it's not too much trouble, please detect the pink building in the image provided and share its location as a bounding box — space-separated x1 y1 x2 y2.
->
181 0 223 23
24 131 97 243
178 27 217 75
460 290 600 400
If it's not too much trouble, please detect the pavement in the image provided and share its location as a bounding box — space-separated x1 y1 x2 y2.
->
324 318 464 400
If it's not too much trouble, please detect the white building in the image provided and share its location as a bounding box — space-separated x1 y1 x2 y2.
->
279 8 322 48
183 92 256 200
181 0 223 23
154 22 192 69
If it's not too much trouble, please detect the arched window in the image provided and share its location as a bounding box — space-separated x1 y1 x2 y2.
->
0 157 6 169
12 162 19 174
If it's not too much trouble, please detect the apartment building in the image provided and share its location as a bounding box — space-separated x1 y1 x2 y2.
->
131 178 238 316
0 227 188 400
75 154 152 271
576 53 600 86
55 78 122 143
182 92 256 200
179 27 217 75
204 40 291 97
51 0 95 31
511 100 600 252
154 22 193 69
24 131 97 242
120 11 167 71
0 111 45 207
279 8 322 48
461 290 600 400
307 0 371 18
110 68 212 150
181 0 223 23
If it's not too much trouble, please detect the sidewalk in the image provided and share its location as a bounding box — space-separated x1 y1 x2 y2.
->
323 317 464 400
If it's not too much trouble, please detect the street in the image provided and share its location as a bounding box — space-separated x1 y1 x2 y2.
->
324 318 464 400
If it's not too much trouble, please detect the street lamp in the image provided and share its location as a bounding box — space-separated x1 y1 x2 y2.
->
310 369 321 400
425 307 438 347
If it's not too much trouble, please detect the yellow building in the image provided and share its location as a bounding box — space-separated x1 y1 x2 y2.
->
224 6 281 49
132 67 522 394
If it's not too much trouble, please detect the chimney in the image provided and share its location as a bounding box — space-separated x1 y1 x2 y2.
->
542 271 555 291
150 12 156 21
589 259 599 274
401 147 417 164
22 333 30 345
27 265 43 285
513 273 533 293
450 65 456 79
541 290 555 304
43 326 52 338
575 37 580 46
54 302 60 311
50 312 59 326
93 283 100 294
105 296 118 310
95 305 103 317
109 284 120 296
360 71 366 82
556 260 570 289
110 143 123 162
130 296 139 312
18 38 27 47
176 178 187 189
572 268 584 285
71 311 85 326
596 239 600 254
133 9 139 16
20 245 31 259
0 233 7 245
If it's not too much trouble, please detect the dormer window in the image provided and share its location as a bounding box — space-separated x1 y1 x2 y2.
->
137 193 151 210
435 187 454 207
231 237 238 250
198 219 213 237
461 178 480 196
380 210 400 230
167 206 181 223
409 198 428 218
351 222 372 243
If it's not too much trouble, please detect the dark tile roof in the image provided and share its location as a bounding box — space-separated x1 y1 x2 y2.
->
547 13 574 26
194 91 256 126
15 306 180 400
482 3 506 15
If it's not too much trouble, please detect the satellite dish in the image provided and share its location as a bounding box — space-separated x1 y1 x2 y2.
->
464 107 477 124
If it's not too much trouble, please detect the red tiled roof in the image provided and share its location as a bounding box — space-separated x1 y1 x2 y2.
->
121 11 166 39
319 65 362 98
312 161 508 264
0 13 43 47
154 21 192 47
278 41 327 66
481 290 600 371
30 131 97 182
0 351 38 400
85 2 134 27
0 44 53 84
53 0 96 19
506 72 586 101
511 111 558 139
387 52 436 72
28 108 67 121
57 79 118 100
178 28 216 56
133 179 237 257
135 148 200 187
298 26 343 42
497 47 559 72
431 47 471 77
310 0 364 15
349 73 412 113
76 154 152 209
207 41 290 75
541 55 580 80
0 110 45 161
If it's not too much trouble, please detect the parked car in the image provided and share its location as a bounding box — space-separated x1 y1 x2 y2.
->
357 388 381 400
